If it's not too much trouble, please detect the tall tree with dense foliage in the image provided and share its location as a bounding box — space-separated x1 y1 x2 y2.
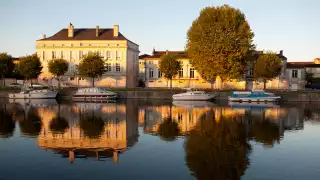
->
186 5 255 82
17 54 42 85
0 53 14 86
158 54 182 88
78 52 104 87
48 59 69 89
253 53 282 89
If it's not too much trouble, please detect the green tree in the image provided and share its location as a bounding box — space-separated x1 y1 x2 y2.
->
186 5 255 82
17 54 42 86
0 53 14 86
157 117 180 141
253 53 281 89
48 59 69 89
78 52 104 87
158 54 182 88
185 112 251 180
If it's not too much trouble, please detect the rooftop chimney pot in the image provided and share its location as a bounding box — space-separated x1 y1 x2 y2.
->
68 23 74 38
96 25 99 37
113 25 119 37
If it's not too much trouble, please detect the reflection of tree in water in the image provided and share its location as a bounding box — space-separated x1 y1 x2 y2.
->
157 116 180 141
19 109 42 137
50 105 69 134
185 111 251 180
249 118 281 148
50 117 69 134
0 106 15 138
79 113 105 139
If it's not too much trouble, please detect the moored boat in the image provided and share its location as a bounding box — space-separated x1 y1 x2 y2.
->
228 89 281 102
73 87 117 102
8 89 58 99
172 90 215 101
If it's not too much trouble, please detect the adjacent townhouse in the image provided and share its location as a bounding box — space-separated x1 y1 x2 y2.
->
286 59 320 90
139 49 288 90
36 23 139 88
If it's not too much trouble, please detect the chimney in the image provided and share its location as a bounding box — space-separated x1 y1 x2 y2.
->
280 50 283 55
152 48 155 56
113 24 119 37
68 23 74 38
42 34 46 39
96 25 99 37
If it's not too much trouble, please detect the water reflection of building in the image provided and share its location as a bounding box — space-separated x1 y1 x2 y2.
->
36 101 138 164
139 104 305 138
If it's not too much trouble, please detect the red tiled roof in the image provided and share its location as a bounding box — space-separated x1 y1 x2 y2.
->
139 54 151 59
286 62 314 68
38 28 128 41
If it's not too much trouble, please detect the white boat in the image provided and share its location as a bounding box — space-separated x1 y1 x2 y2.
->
73 87 117 102
8 89 58 99
172 90 215 101
228 89 281 102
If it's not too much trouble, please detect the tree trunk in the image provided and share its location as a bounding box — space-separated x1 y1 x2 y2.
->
263 80 266 89
170 78 172 88
92 78 95 87
31 78 33 87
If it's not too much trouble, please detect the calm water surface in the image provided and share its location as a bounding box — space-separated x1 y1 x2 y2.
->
0 99 320 180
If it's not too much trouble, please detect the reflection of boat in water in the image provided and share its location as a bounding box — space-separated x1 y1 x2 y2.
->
228 89 281 102
172 90 215 101
173 101 215 108
9 98 58 107
228 101 280 109
9 89 58 99
73 87 117 102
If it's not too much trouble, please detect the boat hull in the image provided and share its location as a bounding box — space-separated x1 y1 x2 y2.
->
228 96 281 102
172 94 215 101
8 92 58 99
72 95 117 102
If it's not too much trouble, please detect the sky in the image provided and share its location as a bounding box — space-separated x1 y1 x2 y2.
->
0 0 319 62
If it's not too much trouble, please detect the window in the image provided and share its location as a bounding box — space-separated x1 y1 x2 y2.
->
105 63 112 72
61 51 63 59
190 68 194 78
79 77 84 80
42 51 45 61
80 43 83 46
106 51 111 59
292 70 298 78
52 51 56 59
249 68 253 76
178 68 183 78
158 70 162 78
149 68 154 78
116 51 120 60
116 63 120 72
70 51 73 60
148 61 153 64
79 51 83 59
69 77 74 80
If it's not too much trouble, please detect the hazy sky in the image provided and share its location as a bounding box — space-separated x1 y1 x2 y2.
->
0 0 319 61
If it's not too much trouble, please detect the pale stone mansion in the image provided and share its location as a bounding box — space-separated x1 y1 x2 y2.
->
36 23 139 88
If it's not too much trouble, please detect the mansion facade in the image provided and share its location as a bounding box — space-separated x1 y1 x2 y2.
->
139 49 288 90
36 23 139 88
